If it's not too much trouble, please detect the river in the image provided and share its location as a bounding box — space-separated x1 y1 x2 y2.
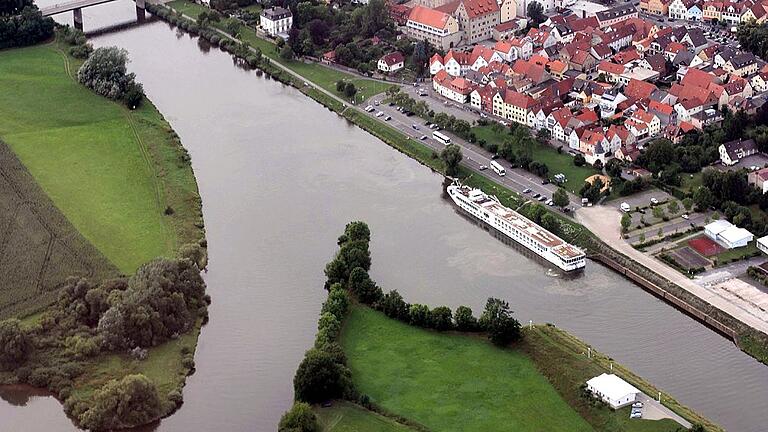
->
5 3 768 431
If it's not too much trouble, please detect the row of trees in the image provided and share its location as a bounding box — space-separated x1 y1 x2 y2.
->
0 2 54 50
285 221 525 430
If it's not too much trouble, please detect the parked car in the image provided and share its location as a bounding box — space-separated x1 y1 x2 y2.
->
374 100 380 106
632 402 644 409
376 111 384 117
412 124 419 130
365 105 375 112
479 164 488 171
533 193 541 198
621 202 631 212
419 135 427 140
650 197 659 205
538 196 546 202
682 214 690 220
491 154 499 160
630 411 642 419
541 179 549 185
523 188 532 194
384 115 391 121
547 199 554 206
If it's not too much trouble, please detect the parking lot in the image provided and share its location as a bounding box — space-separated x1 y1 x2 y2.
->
615 188 675 211
715 153 768 172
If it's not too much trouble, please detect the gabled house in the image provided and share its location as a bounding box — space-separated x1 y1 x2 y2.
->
719 138 758 165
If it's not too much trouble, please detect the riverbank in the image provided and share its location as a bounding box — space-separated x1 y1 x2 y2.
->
0 39 207 430
288 222 718 432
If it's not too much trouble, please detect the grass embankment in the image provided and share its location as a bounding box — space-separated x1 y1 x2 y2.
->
473 125 597 189
166 0 383 100
314 401 416 432
521 325 721 432
0 43 204 275
342 306 696 432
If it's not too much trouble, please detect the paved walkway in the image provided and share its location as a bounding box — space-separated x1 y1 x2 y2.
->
636 393 692 428
578 205 768 334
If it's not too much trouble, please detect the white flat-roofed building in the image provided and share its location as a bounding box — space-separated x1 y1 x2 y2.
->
260 7 293 38
757 235 768 254
705 220 754 249
586 373 640 409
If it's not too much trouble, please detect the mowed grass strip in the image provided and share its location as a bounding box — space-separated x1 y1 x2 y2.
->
341 306 593 432
314 401 416 432
0 44 199 273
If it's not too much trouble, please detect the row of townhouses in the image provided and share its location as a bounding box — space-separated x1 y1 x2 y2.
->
641 0 768 24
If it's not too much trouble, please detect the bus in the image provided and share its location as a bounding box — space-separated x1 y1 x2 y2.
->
490 160 506 177
433 131 451 145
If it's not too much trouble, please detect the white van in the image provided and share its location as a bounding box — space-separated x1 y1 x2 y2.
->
620 202 631 212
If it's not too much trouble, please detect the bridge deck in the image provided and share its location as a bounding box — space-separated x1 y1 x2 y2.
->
41 0 135 15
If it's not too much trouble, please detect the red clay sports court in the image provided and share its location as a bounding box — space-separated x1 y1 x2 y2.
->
688 236 724 257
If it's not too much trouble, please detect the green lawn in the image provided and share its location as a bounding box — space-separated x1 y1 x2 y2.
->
0 43 202 273
341 306 593 432
714 240 760 265
472 125 596 191
314 402 415 432
167 0 385 101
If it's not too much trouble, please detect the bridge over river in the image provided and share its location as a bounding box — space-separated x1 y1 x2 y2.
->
40 0 148 30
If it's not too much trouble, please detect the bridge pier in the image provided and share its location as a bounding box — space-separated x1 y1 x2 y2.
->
135 0 145 21
73 7 83 31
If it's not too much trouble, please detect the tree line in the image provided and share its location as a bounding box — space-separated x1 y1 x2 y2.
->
280 221 523 431
0 0 53 50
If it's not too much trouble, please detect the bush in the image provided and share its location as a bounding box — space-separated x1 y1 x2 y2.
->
78 374 161 431
479 298 522 346
293 348 351 403
69 43 93 59
77 46 145 108
0 319 31 370
408 304 430 327
429 306 453 331
278 402 320 432
376 290 409 321
454 306 478 331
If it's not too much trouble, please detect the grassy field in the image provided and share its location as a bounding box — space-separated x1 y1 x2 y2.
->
314 402 416 432
0 142 117 319
473 125 596 190
166 0 383 101
714 240 760 265
341 306 593 432
0 43 203 274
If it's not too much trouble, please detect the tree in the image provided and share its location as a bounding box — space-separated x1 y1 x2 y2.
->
621 213 632 232
652 205 665 220
78 374 161 431
335 80 346 93
682 197 694 212
667 200 680 214
347 267 382 304
280 45 294 60
639 232 646 243
540 213 559 233
0 5 54 50
279 402 320 432
409 304 431 327
293 348 351 403
440 144 463 177
479 298 521 346
605 158 622 178
573 154 586 167
0 319 30 370
429 306 453 331
640 139 675 174
344 82 357 99
527 1 546 26
77 46 144 107
693 186 714 211
377 290 409 321
535 128 551 143
553 188 569 208
454 306 478 331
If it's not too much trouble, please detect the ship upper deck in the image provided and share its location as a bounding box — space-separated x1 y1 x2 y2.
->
457 186 585 260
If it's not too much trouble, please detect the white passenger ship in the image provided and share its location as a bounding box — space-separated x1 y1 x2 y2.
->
447 183 586 272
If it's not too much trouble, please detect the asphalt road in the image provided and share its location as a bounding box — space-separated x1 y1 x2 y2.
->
364 98 581 212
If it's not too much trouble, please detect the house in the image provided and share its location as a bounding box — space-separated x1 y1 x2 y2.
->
641 0 670 15
260 7 293 38
668 0 692 19
388 3 412 25
719 138 758 166
596 4 638 28
724 52 759 77
378 52 405 73
758 235 768 254
702 0 722 21
598 61 626 83
586 374 640 409
443 0 501 44
750 71 768 93
406 6 462 50
433 71 475 103
704 220 754 249
470 85 497 111
749 167 768 193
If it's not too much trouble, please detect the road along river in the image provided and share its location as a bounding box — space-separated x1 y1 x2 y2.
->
6 4 768 431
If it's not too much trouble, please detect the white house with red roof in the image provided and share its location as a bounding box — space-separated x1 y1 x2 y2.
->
405 6 462 50
377 52 405 73
433 70 475 103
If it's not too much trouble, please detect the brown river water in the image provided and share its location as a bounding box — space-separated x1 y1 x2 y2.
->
4 3 768 430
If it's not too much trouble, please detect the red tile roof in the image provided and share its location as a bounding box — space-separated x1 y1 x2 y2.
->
460 0 499 18
408 6 453 29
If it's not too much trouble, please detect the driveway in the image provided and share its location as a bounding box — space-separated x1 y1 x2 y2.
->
577 204 768 334
636 393 692 428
